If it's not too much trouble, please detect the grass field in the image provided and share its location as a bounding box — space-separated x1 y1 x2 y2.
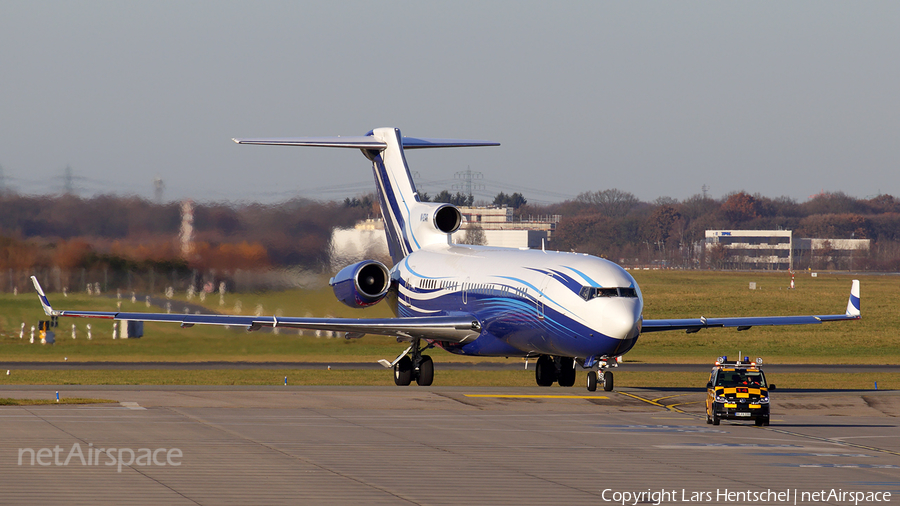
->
0 270 896 386
628 270 898 363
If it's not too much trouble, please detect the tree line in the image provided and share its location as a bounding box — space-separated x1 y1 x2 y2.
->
520 190 900 271
0 194 371 291
1 188 898 292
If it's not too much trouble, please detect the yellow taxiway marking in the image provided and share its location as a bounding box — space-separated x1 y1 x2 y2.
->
618 391 686 413
652 393 691 403
464 394 609 399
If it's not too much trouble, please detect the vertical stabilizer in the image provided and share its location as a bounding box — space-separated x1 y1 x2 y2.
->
233 129 498 264
368 128 419 263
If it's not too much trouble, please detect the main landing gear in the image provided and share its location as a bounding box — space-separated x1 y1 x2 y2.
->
533 354 617 392
534 355 577 387
391 339 434 386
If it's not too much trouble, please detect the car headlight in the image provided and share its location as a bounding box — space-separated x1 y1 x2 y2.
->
758 397 769 404
715 395 728 403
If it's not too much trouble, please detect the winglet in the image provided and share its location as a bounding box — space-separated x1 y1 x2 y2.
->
31 276 57 316
846 279 860 317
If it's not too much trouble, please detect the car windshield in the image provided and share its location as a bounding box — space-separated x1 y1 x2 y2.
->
716 370 765 388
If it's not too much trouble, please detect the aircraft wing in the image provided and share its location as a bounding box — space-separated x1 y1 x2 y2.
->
31 277 481 344
641 280 860 333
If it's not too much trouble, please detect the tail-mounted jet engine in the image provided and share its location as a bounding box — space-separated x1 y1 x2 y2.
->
409 202 462 242
330 260 391 308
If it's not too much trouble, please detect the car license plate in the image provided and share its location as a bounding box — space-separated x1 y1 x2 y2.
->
735 412 751 417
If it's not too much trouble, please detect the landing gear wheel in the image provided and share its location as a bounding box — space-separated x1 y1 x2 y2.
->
394 356 413 386
712 412 720 425
535 355 557 387
416 355 434 386
557 357 576 387
602 371 614 392
586 371 598 392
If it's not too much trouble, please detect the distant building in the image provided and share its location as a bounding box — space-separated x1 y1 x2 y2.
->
330 208 561 267
793 238 870 271
452 206 559 249
705 230 793 270
705 230 871 270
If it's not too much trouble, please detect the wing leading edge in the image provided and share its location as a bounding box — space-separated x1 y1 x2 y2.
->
31 277 481 343
641 280 860 333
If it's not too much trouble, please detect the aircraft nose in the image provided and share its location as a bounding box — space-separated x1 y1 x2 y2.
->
603 299 642 339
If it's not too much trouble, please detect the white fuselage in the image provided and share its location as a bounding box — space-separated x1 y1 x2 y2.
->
388 243 644 359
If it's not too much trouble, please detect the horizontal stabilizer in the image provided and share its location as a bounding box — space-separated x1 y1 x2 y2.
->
233 135 498 150
233 137 386 149
400 137 500 149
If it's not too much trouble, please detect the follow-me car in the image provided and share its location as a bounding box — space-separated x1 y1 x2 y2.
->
707 356 773 426
32 128 861 391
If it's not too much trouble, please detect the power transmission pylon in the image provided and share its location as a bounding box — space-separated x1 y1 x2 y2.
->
452 167 484 203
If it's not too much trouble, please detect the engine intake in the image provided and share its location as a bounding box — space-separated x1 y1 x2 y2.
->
433 204 461 234
330 260 390 308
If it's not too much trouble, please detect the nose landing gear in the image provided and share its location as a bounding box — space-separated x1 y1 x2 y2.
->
584 356 618 392
586 370 614 392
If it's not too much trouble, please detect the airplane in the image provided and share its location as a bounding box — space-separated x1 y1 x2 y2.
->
31 127 862 391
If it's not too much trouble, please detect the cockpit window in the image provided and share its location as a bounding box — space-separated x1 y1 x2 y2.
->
619 287 637 298
579 286 638 301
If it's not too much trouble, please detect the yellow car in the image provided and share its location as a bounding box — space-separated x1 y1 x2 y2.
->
706 356 774 427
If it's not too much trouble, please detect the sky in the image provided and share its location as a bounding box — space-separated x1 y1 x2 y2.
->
1 1 899 206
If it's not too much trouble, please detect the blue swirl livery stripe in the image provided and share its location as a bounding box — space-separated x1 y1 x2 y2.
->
495 275 562 309
561 265 602 288
547 269 586 295
524 267 586 296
